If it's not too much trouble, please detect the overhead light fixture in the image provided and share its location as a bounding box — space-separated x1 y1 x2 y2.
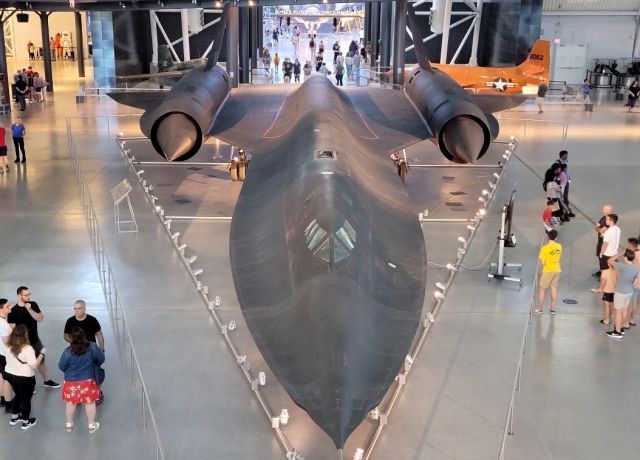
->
488 181 496 189
478 208 486 217
457 236 467 245
482 189 490 196
136 169 145 177
177 243 187 252
478 196 487 204
236 354 247 365
467 224 476 232
214 295 222 307
228 320 236 331
510 135 516 141
353 448 365 460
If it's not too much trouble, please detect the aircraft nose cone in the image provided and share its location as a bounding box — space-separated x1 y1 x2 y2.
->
441 116 487 164
155 113 199 161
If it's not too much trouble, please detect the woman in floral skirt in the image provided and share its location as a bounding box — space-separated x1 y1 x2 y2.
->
58 328 104 433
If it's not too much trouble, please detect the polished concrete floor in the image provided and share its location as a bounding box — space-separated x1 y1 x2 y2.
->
0 58 639 460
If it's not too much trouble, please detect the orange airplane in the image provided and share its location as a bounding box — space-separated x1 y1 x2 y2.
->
434 40 550 94
403 40 550 94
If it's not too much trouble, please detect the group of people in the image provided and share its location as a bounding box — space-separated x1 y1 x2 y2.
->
262 38 370 87
536 202 640 340
12 67 49 111
542 150 575 228
591 206 640 338
0 118 28 173
0 288 106 432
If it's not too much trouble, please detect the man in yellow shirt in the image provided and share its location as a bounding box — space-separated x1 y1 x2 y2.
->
535 229 562 315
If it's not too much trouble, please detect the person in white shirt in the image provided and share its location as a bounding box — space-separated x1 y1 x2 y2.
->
4 324 45 429
593 213 621 293
0 299 13 412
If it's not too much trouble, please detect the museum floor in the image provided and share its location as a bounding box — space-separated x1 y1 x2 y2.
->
0 58 639 460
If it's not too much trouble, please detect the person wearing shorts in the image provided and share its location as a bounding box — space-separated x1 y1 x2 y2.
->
624 238 640 327
606 250 639 339
600 268 617 325
0 124 8 173
535 230 562 315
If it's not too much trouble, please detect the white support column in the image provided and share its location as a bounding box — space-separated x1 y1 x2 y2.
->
150 11 158 66
180 9 191 61
469 0 483 66
440 0 453 64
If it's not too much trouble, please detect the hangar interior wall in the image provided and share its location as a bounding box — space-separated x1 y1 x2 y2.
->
541 14 637 60
7 12 89 62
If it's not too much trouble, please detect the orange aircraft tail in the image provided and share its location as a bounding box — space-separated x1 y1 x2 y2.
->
516 40 550 82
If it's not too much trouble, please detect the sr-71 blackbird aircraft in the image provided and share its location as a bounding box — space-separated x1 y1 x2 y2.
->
110 3 527 451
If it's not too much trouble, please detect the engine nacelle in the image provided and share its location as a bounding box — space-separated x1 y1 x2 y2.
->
405 67 491 164
140 64 230 161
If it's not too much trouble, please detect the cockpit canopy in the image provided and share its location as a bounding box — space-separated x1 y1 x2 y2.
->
304 219 357 267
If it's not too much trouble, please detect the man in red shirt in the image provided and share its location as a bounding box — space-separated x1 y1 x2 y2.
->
0 125 8 173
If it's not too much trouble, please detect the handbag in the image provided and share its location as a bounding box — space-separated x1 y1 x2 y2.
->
94 365 105 385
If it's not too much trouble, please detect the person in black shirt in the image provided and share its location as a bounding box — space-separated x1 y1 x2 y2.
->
14 75 28 111
8 286 60 388
593 204 613 279
64 300 104 350
64 300 105 404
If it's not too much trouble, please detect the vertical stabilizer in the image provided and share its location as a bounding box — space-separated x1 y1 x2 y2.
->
205 3 230 71
517 40 550 82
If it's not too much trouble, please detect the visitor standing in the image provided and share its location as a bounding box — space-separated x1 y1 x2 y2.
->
5 325 45 429
0 124 8 173
593 213 621 293
0 299 13 412
8 286 60 388
58 328 105 433
606 250 639 339
14 75 28 112
534 230 562 315
11 117 26 164
536 81 548 114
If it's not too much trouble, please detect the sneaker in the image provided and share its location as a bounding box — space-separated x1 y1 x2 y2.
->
533 308 543 314
9 416 22 426
88 422 100 434
66 421 73 432
606 330 624 339
14 159 20 163
550 309 556 315
43 379 61 389
21 418 36 430
20 159 26 164
590 288 601 293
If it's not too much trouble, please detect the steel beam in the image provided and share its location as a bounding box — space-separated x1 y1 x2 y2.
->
392 0 407 86
226 6 239 88
75 12 85 77
379 1 392 67
239 6 250 83
180 9 190 61
38 12 54 92
440 0 453 63
469 0 483 65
